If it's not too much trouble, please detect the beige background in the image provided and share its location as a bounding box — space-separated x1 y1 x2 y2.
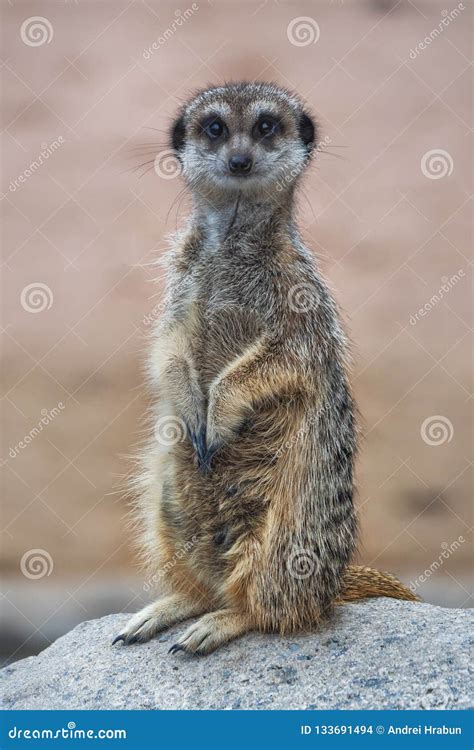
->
1 0 472 663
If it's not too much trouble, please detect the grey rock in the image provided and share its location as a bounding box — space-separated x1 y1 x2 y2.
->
1 599 472 710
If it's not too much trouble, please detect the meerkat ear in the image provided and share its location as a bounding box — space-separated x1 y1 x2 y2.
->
298 112 316 153
171 116 186 154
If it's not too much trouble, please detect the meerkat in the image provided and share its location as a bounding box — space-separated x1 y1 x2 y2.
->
113 82 418 656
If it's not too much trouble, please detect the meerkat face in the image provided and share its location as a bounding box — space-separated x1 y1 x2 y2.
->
171 82 316 199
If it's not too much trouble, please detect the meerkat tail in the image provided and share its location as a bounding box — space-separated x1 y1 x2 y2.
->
338 565 420 603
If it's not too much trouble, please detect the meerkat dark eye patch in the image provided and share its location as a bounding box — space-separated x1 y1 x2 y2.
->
171 116 186 153
298 112 316 153
252 114 281 141
200 115 228 141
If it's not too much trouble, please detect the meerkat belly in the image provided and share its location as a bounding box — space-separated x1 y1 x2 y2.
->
167 433 271 590
167 403 281 580
159 240 299 589
162 291 271 582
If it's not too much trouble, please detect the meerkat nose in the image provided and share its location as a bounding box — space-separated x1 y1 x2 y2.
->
228 154 253 175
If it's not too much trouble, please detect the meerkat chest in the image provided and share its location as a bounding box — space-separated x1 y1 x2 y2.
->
181 251 267 387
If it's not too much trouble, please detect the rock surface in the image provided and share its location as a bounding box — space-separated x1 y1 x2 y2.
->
1 600 472 710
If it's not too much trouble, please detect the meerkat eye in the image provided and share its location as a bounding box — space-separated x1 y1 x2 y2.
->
203 118 226 139
256 116 278 138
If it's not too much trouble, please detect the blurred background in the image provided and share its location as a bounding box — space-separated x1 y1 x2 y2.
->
1 0 472 665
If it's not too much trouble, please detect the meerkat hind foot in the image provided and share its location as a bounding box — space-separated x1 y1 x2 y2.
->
112 594 205 646
169 609 252 656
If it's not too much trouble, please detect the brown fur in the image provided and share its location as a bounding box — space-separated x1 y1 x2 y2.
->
339 566 419 603
114 83 418 656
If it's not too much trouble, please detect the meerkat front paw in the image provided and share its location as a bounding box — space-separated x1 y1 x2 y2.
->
198 438 224 475
204 389 251 472
183 420 219 474
112 605 164 645
112 595 206 646
206 401 240 449
168 610 252 655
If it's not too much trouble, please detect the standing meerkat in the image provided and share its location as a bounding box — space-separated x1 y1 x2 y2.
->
114 82 417 655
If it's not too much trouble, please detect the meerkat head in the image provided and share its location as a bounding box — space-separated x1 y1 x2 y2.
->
170 82 316 202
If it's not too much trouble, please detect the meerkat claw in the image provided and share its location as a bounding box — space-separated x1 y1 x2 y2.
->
195 425 208 465
111 634 125 645
199 441 223 474
186 423 208 468
198 455 212 475
168 643 185 654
